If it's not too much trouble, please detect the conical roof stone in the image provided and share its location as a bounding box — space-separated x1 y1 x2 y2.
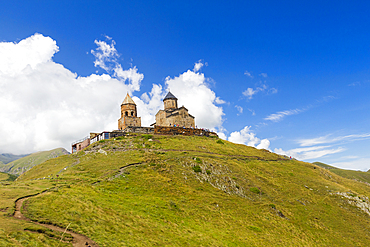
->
122 93 136 105
163 91 177 101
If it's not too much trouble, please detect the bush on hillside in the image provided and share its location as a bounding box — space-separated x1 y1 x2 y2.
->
192 165 202 173
250 187 260 194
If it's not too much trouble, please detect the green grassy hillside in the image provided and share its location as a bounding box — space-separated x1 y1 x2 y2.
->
0 172 17 182
0 148 69 176
313 161 370 184
1 134 370 246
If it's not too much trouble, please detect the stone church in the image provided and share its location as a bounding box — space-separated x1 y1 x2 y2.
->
118 93 141 130
153 91 195 128
118 91 195 130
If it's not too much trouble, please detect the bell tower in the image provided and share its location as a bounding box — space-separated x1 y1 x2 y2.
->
118 93 141 130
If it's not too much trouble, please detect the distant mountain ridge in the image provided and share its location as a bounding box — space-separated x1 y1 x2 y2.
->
313 162 370 184
0 153 29 164
0 148 69 176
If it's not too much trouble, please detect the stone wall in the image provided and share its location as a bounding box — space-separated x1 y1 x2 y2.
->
154 126 218 137
155 108 195 128
120 103 137 117
118 116 141 130
123 126 154 134
109 127 154 138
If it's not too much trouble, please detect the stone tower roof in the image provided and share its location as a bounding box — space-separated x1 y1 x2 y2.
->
163 91 177 101
122 93 136 105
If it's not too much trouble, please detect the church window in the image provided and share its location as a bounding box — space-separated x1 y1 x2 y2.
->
125 111 128 116
131 111 134 116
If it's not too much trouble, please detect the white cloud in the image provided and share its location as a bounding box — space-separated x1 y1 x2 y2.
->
274 146 345 160
0 34 144 154
134 84 166 126
248 108 256 116
215 97 226 104
242 84 276 100
298 133 370 147
242 88 256 99
264 109 302 122
260 73 268 78
91 39 119 72
244 70 253 78
0 33 59 76
257 139 270 149
193 60 204 72
165 69 224 129
91 38 143 92
228 126 270 150
133 62 225 131
331 158 370 171
235 105 243 114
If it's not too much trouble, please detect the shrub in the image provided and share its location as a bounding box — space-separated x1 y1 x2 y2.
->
98 140 106 143
250 187 260 194
194 157 202 163
269 204 276 209
193 165 202 173
170 201 178 209
142 134 153 140
115 136 125 140
247 226 262 232
206 170 211 175
216 139 224 144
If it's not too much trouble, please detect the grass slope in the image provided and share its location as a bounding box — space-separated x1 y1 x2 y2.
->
0 172 17 182
0 148 69 176
0 177 71 246
1 135 370 246
313 161 370 184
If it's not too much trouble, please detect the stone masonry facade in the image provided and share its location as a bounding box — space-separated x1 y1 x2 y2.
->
118 93 141 130
154 92 195 128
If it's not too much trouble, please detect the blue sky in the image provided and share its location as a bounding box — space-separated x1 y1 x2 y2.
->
1 1 370 170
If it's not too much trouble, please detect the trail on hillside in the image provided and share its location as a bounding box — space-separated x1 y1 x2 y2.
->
13 193 98 247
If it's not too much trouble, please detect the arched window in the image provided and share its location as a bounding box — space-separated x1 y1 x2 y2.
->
131 111 134 116
125 111 128 116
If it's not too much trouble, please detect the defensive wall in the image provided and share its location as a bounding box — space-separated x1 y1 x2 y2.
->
72 126 217 153
154 126 218 137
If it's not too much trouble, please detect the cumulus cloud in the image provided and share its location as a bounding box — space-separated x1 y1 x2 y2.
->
0 34 143 154
134 65 225 131
0 34 225 154
228 126 270 150
91 39 119 71
91 38 143 92
264 109 303 122
193 60 204 72
0 33 59 75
